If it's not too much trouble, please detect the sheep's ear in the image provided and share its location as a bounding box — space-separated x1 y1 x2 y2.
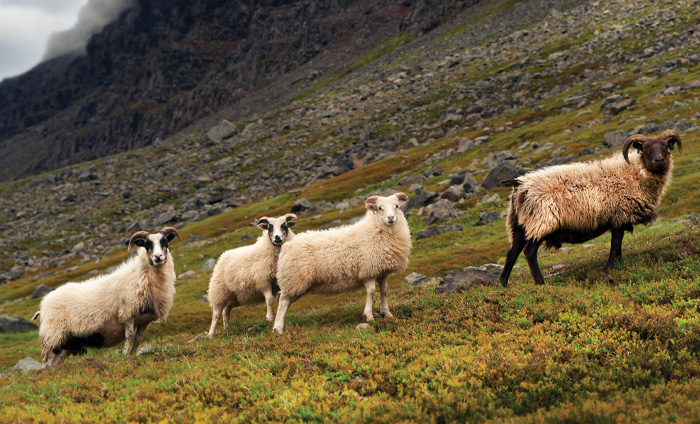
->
160 227 182 242
365 196 379 211
257 218 270 231
394 192 408 206
284 214 298 227
128 231 150 251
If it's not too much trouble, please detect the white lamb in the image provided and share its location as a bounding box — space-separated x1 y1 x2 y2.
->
207 214 297 338
33 228 181 367
273 193 412 334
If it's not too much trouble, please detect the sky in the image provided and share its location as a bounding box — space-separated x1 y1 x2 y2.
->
0 0 130 81
0 0 86 80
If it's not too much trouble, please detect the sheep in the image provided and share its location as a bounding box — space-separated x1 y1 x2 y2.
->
499 130 682 286
207 214 297 338
34 227 181 366
272 193 412 334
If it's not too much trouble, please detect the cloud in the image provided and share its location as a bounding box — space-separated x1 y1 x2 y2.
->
0 3 82 80
43 0 131 61
0 0 131 81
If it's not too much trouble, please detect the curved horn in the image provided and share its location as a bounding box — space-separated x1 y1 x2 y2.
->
622 134 648 164
159 227 182 242
659 130 682 154
128 231 150 251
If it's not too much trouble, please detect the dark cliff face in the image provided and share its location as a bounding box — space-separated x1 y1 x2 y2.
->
0 0 474 181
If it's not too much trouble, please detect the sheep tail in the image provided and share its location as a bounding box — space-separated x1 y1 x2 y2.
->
32 311 40 320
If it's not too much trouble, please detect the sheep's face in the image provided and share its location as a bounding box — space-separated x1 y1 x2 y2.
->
128 227 182 267
623 131 682 174
257 214 297 246
366 193 408 227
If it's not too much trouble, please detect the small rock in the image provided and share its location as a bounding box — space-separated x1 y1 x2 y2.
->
475 212 500 226
398 174 424 187
600 94 623 111
416 224 463 240
404 272 430 286
136 344 157 355
178 270 196 280
440 185 467 202
197 294 209 303
1 357 42 377
184 235 206 245
434 267 500 294
31 284 54 298
403 189 438 211
355 323 371 330
188 334 207 344
632 123 661 135
423 166 444 178
246 324 262 335
200 259 217 271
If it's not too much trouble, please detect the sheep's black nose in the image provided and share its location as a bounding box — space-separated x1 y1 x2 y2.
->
274 236 282 242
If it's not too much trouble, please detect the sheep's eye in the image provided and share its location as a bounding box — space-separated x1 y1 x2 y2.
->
395 204 398 209
378 207 383 211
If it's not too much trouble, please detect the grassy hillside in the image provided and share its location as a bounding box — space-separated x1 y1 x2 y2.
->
2 0 700 421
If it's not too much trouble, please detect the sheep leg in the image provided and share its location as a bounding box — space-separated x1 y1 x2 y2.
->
606 227 625 270
263 288 275 321
208 308 223 338
130 323 150 354
363 279 377 321
48 349 71 367
378 276 394 319
222 300 235 328
500 225 527 287
273 293 300 334
123 318 136 355
523 239 545 285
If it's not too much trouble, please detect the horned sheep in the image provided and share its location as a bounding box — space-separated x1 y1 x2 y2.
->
33 228 181 366
499 130 682 286
207 214 297 338
273 193 412 334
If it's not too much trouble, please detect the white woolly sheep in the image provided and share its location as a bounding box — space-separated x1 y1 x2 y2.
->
500 130 682 286
272 193 412 334
207 214 297 338
33 227 181 366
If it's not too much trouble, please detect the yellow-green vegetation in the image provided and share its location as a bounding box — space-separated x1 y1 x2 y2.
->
2 224 700 422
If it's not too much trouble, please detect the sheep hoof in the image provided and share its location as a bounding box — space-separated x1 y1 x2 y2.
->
265 316 274 322
383 312 395 319
365 314 375 322
272 326 284 334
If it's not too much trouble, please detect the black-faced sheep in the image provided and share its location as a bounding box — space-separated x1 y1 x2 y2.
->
500 130 682 286
207 214 297 338
272 193 412 334
34 228 181 366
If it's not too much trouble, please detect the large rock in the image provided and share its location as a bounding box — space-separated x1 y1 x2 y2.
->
207 120 238 143
1 357 42 377
31 284 54 298
416 223 463 240
403 189 438 211
600 94 623 110
435 266 501 294
632 123 661 135
425 199 459 225
603 129 630 147
440 185 467 202
462 175 479 193
200 258 217 271
609 98 636 115
482 162 519 189
291 198 313 213
0 315 39 333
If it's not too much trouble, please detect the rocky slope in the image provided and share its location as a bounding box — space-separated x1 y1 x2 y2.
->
1 0 700 283
0 0 478 182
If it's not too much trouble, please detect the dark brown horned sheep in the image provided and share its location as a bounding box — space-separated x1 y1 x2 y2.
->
499 130 682 286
